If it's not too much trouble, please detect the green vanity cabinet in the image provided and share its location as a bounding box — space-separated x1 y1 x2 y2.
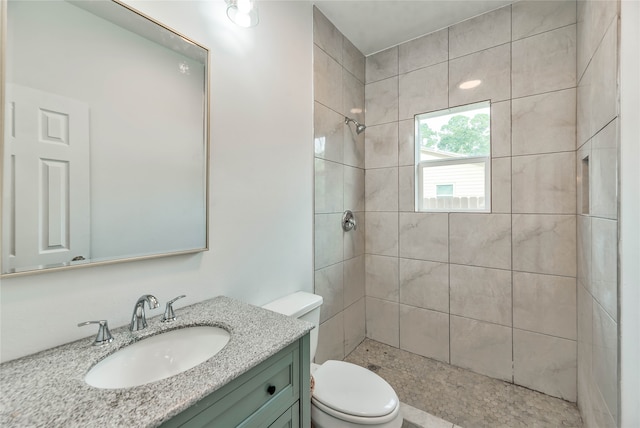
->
160 334 310 428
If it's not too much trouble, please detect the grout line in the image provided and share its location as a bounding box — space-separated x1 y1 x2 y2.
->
447 24 452 366
510 3 515 384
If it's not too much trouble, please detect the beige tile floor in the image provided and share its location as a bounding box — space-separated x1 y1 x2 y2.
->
345 338 583 428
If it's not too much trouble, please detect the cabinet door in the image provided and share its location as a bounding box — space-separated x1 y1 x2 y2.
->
269 402 299 428
187 351 296 427
159 339 305 428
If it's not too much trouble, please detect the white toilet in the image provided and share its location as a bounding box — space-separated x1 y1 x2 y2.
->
263 292 402 428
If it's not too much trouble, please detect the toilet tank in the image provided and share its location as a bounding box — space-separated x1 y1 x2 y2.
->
262 291 323 362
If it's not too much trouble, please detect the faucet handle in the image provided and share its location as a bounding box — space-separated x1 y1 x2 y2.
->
78 320 113 346
162 295 186 323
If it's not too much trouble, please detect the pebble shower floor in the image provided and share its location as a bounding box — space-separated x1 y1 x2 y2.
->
344 338 583 428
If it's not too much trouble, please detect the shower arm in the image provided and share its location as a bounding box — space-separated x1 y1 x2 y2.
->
344 116 366 135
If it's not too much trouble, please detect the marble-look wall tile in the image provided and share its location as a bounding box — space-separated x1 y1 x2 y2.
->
577 0 618 80
513 272 577 339
577 215 592 293
398 119 416 166
315 262 344 323
592 301 618 422
512 0 577 41
450 265 512 326
512 25 576 98
344 166 364 212
344 298 366 355
513 214 576 276
449 6 511 59
591 119 618 220
576 61 592 147
365 254 399 302
343 70 365 126
449 44 511 105
366 297 399 347
315 158 343 213
316 312 344 363
591 217 617 319
314 45 343 113
313 7 342 63
399 29 448 74
365 123 398 169
315 213 343 269
399 212 449 263
365 167 398 212
591 380 618 428
399 258 449 313
512 88 576 156
366 46 398 83
581 19 618 145
365 212 398 256
365 77 399 126
577 283 593 378
450 316 513 381
398 166 415 212
491 100 512 158
513 329 577 401
492 158 511 214
344 255 365 307
578 369 617 428
344 124 365 168
400 305 450 363
399 62 448 120
574 8 619 415
450 214 511 270
314 102 344 163
343 211 365 259
343 37 365 84
512 152 576 214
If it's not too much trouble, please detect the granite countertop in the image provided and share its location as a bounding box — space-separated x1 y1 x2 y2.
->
0 296 313 427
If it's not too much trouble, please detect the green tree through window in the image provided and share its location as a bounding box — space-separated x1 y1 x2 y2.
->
420 113 490 156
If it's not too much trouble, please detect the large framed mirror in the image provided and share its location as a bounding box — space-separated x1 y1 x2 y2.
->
1 0 210 276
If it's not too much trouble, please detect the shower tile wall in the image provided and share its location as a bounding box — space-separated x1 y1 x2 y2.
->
575 0 620 427
313 8 367 363
363 1 579 401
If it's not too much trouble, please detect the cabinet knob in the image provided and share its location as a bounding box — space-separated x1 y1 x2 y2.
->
267 385 276 395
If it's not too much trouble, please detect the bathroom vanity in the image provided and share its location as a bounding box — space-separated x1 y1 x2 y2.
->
0 297 312 427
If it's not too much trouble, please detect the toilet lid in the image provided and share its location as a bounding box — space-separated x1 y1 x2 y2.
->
312 360 398 418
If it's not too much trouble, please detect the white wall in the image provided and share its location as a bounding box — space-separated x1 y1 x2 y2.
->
0 0 314 362
620 1 640 425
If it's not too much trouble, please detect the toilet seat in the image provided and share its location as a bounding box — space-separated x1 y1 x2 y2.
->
312 360 399 423
312 396 401 425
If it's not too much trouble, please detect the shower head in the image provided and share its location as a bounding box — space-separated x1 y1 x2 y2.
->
344 116 366 135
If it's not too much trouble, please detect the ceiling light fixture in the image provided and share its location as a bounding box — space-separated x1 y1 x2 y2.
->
226 0 259 28
458 79 482 90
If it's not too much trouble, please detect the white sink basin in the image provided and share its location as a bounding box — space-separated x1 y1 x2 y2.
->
85 326 230 389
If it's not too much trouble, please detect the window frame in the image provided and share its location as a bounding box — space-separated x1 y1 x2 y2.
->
415 101 492 213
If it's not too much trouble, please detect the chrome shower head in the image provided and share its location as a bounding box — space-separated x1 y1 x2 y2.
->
344 116 366 135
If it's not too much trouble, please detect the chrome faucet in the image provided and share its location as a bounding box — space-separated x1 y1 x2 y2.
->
129 294 159 331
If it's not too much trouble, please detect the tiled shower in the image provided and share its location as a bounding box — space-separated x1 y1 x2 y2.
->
313 0 620 426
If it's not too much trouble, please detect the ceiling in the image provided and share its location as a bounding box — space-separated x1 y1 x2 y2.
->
313 0 514 56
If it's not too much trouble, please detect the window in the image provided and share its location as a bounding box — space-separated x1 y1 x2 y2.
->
415 101 491 212
436 184 454 197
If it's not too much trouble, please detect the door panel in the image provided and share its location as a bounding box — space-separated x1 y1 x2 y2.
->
3 84 90 272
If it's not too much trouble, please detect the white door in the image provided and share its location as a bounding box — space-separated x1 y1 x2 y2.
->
3 84 90 273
